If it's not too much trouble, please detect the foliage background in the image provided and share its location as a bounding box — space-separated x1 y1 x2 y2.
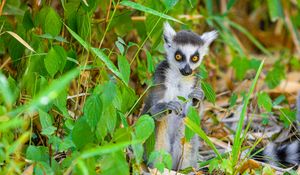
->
0 0 300 174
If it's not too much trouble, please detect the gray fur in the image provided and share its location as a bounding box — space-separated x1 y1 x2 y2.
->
173 30 204 46
142 22 217 171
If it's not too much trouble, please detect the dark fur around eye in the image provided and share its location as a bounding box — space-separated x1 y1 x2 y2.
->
190 51 199 62
174 50 185 61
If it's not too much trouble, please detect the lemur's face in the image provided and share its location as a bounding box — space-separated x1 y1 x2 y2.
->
163 22 217 76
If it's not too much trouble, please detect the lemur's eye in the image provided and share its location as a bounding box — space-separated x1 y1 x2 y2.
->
191 55 199 62
175 54 182 61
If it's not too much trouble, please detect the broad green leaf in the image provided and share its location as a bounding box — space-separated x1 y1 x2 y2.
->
134 115 155 141
231 56 250 80
267 0 284 22
258 92 273 112
120 1 182 24
22 10 34 30
44 46 67 77
38 109 53 129
279 108 296 128
72 118 94 149
45 8 62 36
26 145 49 162
118 55 130 85
99 151 129 175
84 94 102 131
44 48 60 77
201 82 216 104
265 63 285 89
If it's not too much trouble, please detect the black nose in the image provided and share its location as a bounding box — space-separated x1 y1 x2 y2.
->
180 65 192 76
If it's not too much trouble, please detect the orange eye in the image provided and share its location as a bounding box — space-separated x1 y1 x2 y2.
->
175 54 182 61
191 55 199 62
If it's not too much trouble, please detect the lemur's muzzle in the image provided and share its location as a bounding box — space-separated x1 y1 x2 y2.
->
180 65 192 76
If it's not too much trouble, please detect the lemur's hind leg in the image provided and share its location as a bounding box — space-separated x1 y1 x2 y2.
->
179 136 200 170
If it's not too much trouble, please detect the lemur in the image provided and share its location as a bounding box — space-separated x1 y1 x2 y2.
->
141 22 218 170
255 91 300 167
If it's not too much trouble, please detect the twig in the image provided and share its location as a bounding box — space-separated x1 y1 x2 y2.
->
284 9 300 54
0 0 6 16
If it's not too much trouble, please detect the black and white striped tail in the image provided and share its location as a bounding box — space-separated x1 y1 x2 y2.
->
253 91 300 167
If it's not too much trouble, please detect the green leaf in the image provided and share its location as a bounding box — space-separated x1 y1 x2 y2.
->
84 94 102 131
201 82 216 104
45 8 62 36
258 92 273 112
231 56 250 80
72 118 94 149
267 0 284 22
44 46 67 77
26 145 49 162
265 63 285 89
65 24 90 51
118 55 131 85
162 0 179 9
146 51 154 73
134 115 155 141
22 10 34 30
226 0 236 11
44 47 60 77
99 151 129 175
279 108 296 128
120 1 182 24
0 72 14 107
273 95 285 106
231 60 264 166
26 68 79 113
91 47 125 84
229 93 238 108
80 140 142 159
115 40 125 55
185 107 200 141
38 109 53 129
184 117 221 159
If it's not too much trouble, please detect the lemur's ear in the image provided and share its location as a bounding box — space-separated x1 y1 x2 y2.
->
201 30 218 46
163 22 176 47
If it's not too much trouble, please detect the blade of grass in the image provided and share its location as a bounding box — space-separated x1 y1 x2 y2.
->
231 60 264 167
5 31 35 52
184 117 222 159
120 1 182 24
226 20 271 56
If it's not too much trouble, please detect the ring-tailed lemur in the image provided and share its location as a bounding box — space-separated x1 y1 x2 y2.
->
141 22 217 170
254 91 300 167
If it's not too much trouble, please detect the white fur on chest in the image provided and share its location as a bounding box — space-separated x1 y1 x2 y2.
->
162 66 195 102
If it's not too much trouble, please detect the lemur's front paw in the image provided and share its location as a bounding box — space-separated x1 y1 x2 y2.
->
188 87 204 106
166 101 182 115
